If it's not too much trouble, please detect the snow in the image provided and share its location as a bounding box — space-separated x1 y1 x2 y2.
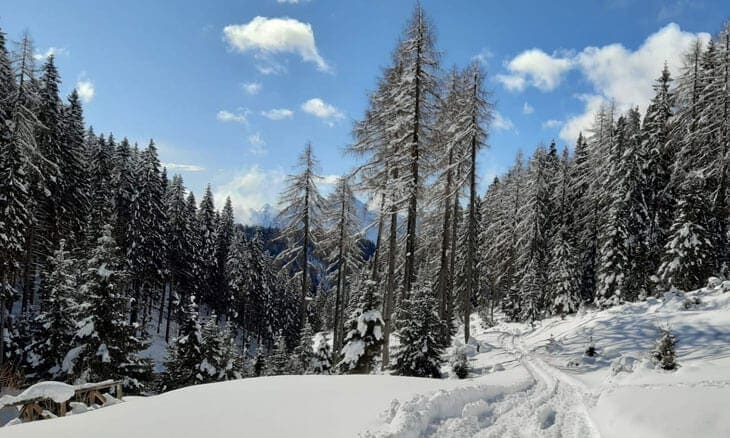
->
61 345 85 373
0 382 75 406
4 285 730 437
1 376 466 437
340 339 365 365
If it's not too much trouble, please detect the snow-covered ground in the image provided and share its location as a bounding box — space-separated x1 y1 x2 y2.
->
5 285 730 437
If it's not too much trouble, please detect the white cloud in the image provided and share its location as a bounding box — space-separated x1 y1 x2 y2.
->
217 109 249 124
559 94 606 144
242 81 262 95
248 132 267 155
575 23 708 114
261 108 294 120
33 47 69 61
301 98 343 125
492 111 515 132
542 119 562 129
497 49 573 92
223 16 330 72
522 102 534 115
214 165 287 223
76 80 95 103
497 24 710 144
561 24 710 143
162 163 206 172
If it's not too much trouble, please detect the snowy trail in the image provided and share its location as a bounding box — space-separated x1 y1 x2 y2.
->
372 330 601 438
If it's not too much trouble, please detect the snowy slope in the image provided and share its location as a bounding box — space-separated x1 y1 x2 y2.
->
5 285 730 437
374 285 730 437
1 374 494 438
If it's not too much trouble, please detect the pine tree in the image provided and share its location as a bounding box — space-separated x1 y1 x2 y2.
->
657 172 714 291
86 132 115 245
515 146 552 321
127 141 166 325
199 313 241 382
292 321 315 374
0 27 28 365
34 55 64 256
213 197 235 317
641 65 676 282
27 240 77 380
113 137 136 255
265 332 292 376
162 295 205 390
66 225 151 392
164 175 193 341
59 90 89 245
339 278 383 374
197 184 218 311
547 147 581 316
652 328 678 370
391 283 445 378
311 332 332 374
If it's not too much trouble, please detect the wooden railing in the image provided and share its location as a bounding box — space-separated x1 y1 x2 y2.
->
1 380 123 424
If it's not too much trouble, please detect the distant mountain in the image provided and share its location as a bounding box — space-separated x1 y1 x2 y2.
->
246 203 282 228
353 197 379 242
244 198 379 242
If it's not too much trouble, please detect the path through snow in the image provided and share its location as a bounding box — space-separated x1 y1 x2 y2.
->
370 329 600 437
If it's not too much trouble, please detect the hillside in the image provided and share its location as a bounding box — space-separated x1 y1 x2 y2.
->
5 284 729 437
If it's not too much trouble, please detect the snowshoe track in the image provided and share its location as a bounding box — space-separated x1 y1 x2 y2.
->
369 331 600 437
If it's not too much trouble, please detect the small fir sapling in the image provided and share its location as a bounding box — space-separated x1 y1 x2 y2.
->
652 328 678 370
450 346 469 379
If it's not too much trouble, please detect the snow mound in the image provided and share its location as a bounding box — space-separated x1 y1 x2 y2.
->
0 382 75 407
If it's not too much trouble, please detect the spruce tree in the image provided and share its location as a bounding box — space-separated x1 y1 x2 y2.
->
265 333 292 376
27 240 77 380
162 295 205 390
0 27 28 365
657 172 714 291
67 225 151 392
292 321 315 374
339 278 383 374
213 197 235 317
391 283 445 378
199 313 241 382
311 332 332 374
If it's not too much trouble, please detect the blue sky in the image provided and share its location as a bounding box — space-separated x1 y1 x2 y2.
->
1 0 727 221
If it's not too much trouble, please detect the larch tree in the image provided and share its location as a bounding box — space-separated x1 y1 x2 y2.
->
276 143 325 328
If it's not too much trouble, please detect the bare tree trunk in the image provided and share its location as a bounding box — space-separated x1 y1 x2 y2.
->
464 129 477 343
436 149 455 321
165 282 175 342
0 284 5 367
402 13 425 302
381 204 398 369
332 190 348 363
302 181 310 329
